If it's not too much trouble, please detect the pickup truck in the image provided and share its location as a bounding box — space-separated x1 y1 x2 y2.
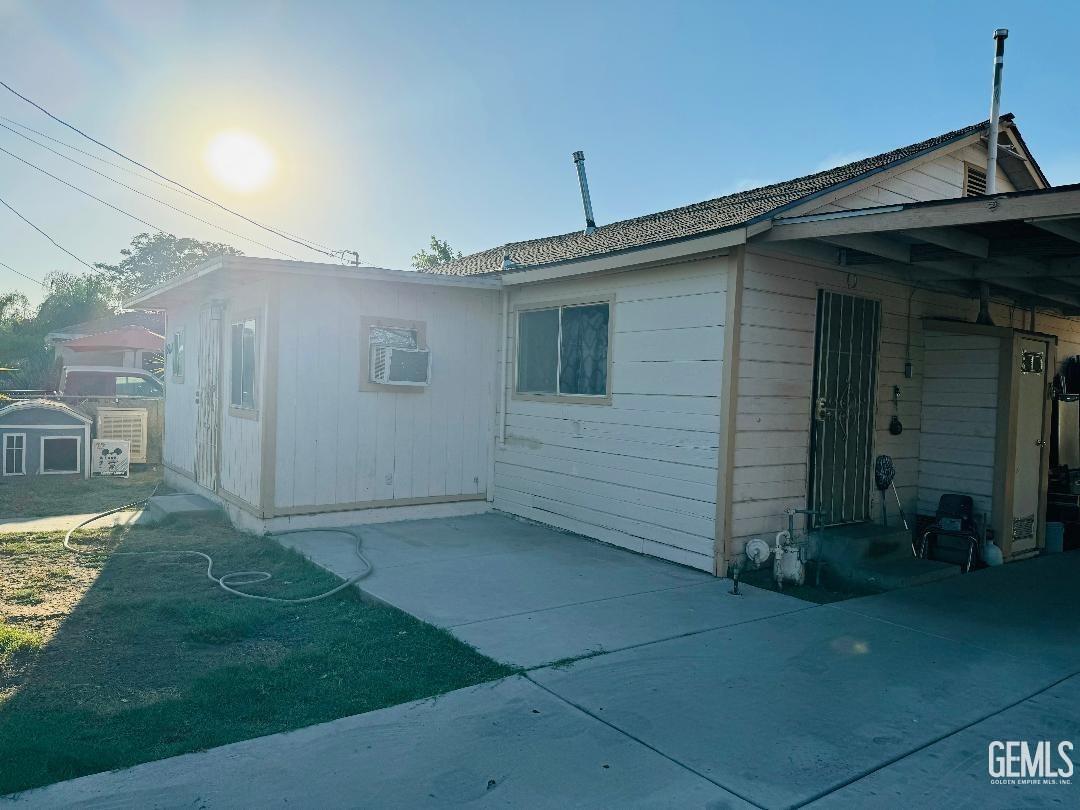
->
59 366 164 399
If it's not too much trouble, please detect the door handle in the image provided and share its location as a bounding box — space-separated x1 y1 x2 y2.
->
815 397 833 421
1036 439 1047 447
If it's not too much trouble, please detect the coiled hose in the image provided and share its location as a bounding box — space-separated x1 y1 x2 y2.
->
63 490 372 603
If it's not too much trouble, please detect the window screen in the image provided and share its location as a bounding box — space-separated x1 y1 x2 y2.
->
230 318 257 409
4 434 25 475
42 437 79 473
516 302 610 397
517 308 559 393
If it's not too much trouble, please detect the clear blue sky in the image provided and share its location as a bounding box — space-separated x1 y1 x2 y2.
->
1 0 1078 305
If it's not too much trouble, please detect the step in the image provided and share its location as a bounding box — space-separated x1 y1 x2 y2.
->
843 556 960 592
146 493 221 523
813 522 915 567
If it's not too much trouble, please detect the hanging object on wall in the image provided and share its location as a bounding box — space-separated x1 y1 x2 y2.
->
889 385 904 435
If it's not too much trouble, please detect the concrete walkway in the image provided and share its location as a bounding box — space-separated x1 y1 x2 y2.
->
6 515 1079 808
0 510 149 534
276 513 807 668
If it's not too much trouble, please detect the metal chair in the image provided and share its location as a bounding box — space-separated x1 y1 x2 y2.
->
916 494 981 573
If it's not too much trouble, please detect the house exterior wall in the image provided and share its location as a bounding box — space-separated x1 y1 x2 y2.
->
493 257 729 571
271 275 498 514
802 139 1018 216
917 330 1001 519
728 247 1080 561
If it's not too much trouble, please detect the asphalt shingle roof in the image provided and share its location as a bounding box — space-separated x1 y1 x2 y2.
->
428 117 1005 276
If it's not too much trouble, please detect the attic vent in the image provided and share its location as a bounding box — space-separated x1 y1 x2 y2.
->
96 408 148 464
964 163 988 197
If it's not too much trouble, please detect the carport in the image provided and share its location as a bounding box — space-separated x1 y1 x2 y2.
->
730 184 1080 573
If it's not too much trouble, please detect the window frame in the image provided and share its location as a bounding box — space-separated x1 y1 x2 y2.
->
40 435 81 475
512 295 614 405
171 328 185 382
228 313 259 419
358 315 429 393
3 433 26 476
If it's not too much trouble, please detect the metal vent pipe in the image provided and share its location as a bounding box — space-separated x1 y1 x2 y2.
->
572 151 597 234
986 28 1008 195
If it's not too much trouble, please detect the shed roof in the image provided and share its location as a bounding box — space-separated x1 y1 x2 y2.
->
0 399 91 425
429 115 1043 276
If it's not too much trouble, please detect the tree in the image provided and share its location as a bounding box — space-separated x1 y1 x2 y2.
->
34 272 113 334
411 235 462 270
95 232 242 302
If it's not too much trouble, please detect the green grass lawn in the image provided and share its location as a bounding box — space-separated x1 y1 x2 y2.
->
0 517 514 795
0 467 164 518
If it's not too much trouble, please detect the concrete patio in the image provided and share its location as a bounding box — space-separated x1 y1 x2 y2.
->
276 512 808 668
6 514 1079 808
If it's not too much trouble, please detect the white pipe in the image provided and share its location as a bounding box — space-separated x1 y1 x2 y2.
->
497 286 509 446
986 29 1008 195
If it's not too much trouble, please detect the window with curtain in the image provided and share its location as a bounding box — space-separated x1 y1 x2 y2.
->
516 302 610 398
230 318 257 409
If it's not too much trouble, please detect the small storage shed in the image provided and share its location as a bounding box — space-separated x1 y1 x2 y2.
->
0 400 91 479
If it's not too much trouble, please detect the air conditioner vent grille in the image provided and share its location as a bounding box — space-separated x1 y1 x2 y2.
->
97 408 148 463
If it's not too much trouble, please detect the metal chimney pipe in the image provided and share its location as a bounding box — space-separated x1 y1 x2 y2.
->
572 151 597 234
986 28 1008 195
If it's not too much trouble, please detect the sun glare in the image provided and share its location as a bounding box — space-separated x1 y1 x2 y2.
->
204 130 276 192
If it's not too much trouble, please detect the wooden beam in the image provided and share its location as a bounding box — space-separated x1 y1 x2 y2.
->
758 187 1080 242
818 233 910 264
902 226 989 259
1027 216 1080 246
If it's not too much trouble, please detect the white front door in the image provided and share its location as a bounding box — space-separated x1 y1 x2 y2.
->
194 303 222 492
1010 337 1049 555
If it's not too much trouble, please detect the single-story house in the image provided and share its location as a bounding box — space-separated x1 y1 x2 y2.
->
130 113 1080 575
0 400 91 479
47 311 165 372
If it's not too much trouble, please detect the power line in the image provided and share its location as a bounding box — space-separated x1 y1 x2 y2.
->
0 143 169 234
0 258 44 287
0 80 353 261
0 121 301 260
0 115 338 253
0 192 96 271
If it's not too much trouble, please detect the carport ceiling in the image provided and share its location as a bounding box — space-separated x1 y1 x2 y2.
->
753 185 1080 314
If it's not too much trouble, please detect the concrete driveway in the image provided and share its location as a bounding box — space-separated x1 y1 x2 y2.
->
7 514 1079 808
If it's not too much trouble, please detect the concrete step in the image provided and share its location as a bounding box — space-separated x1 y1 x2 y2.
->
814 522 915 567
843 556 960 592
146 493 221 523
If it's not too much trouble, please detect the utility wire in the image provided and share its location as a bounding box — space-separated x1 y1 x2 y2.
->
0 80 351 261
0 115 338 253
0 122 301 260
0 258 45 287
0 192 96 271
0 143 169 234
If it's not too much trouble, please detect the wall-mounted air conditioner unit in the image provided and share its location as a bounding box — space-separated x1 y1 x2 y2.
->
370 345 431 386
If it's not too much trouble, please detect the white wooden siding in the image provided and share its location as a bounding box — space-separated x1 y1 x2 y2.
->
273 277 497 510
218 288 268 507
162 301 197 477
916 332 1001 519
805 141 1018 215
493 257 728 571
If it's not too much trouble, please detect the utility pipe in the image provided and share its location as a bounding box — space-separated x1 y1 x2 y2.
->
986 29 1008 195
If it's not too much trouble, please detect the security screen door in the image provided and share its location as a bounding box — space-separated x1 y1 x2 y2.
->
810 291 881 526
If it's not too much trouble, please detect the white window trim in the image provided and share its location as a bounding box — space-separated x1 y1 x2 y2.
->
3 433 26 476
512 295 614 405
39 434 82 475
172 328 186 383
228 313 259 417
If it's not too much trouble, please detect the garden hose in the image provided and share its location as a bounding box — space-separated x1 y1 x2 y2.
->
62 491 372 604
